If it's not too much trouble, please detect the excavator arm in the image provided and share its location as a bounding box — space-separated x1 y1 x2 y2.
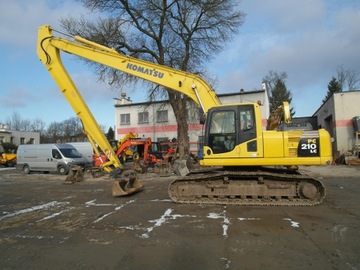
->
37 25 221 115
37 25 143 196
37 27 118 172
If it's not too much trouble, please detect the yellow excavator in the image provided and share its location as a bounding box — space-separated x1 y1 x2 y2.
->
111 132 138 163
0 144 17 167
37 25 332 205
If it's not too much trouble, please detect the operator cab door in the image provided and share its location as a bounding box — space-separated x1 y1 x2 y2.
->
205 105 257 157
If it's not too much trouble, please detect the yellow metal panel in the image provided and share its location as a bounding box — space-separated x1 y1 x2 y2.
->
262 131 284 158
283 130 302 157
319 129 333 164
200 156 326 166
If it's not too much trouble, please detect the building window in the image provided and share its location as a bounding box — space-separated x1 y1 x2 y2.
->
138 112 149 124
157 137 169 142
20 137 25 144
156 110 168 123
120 113 130 125
29 138 35 144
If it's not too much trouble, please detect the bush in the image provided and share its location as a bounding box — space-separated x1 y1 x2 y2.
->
1 142 18 153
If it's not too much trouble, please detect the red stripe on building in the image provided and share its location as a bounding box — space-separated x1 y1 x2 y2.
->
262 119 267 127
334 119 353 128
118 121 268 135
117 123 203 135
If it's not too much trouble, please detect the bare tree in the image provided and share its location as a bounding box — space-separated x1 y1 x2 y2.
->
30 118 46 133
6 112 32 131
345 69 360 91
336 65 360 91
46 121 64 143
61 0 245 158
21 119 32 131
62 118 80 142
6 112 22 131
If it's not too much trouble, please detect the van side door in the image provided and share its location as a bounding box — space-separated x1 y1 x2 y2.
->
48 149 62 171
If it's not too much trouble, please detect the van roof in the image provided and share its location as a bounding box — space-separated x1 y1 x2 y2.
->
55 143 75 148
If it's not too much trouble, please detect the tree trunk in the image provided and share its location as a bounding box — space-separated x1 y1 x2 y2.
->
168 90 189 159
175 111 189 159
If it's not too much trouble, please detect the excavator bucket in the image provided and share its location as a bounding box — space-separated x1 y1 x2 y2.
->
65 165 85 184
111 170 143 196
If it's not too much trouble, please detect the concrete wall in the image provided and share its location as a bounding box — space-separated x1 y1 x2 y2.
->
333 92 360 153
0 128 40 145
314 91 360 156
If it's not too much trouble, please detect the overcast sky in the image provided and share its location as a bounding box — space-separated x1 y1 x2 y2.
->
1 0 359 130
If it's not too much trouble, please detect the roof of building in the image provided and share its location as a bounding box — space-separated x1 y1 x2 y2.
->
312 90 360 116
114 89 265 107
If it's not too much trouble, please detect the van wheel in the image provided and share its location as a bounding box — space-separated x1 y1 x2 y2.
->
23 165 30 174
58 165 68 175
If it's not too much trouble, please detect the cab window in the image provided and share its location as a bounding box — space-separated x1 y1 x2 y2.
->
237 105 257 150
240 109 254 131
208 110 235 153
52 149 61 159
209 111 235 134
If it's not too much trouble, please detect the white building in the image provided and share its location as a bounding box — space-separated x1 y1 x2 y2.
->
0 123 40 145
114 89 269 154
314 91 360 158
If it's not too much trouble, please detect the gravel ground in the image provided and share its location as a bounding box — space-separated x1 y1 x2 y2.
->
0 165 359 270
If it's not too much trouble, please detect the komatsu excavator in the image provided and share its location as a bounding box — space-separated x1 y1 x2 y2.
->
37 25 332 205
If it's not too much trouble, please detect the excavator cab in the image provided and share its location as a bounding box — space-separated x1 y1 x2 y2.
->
204 104 257 155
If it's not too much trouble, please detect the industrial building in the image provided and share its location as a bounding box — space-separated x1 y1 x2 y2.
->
314 91 360 159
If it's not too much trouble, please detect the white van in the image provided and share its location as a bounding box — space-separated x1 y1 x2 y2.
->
16 143 87 175
67 142 94 167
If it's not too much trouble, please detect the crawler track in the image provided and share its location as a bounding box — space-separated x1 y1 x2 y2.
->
168 168 325 206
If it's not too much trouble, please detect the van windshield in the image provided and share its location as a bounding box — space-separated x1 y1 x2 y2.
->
60 148 82 158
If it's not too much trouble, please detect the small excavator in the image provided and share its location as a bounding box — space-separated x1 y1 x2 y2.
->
37 25 332 205
97 133 174 169
95 132 139 166
0 144 17 167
